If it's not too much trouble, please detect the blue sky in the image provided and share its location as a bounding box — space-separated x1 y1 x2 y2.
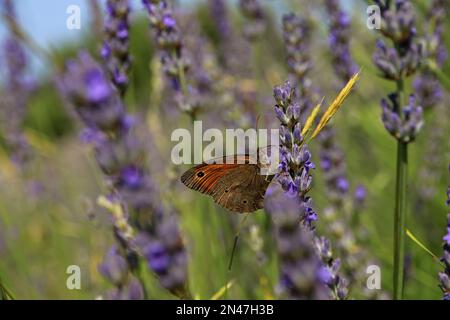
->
1 0 90 49
0 0 357 76
0 0 208 75
0 0 206 48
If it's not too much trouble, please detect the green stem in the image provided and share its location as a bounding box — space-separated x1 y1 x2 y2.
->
0 278 15 300
393 78 407 300
427 60 450 91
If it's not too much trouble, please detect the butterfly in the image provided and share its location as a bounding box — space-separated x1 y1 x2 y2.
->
181 71 360 213
181 152 276 213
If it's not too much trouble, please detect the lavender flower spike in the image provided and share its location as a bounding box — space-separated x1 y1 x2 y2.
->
238 0 266 40
0 1 35 169
60 53 189 298
372 0 425 80
265 190 329 300
413 0 448 109
102 0 131 96
373 1 424 143
324 0 358 82
141 0 187 88
438 165 450 300
142 0 200 118
282 13 312 87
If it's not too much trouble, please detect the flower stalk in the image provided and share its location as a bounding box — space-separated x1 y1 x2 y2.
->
393 136 407 299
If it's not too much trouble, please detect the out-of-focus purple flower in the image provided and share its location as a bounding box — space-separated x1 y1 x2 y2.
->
60 53 189 298
209 0 231 41
145 242 170 273
0 1 35 170
103 276 145 300
439 166 450 299
354 185 367 204
381 93 423 143
138 215 188 296
282 13 311 86
98 245 129 286
372 1 425 80
373 39 423 81
318 127 350 203
413 0 448 109
60 53 126 131
265 190 330 300
372 1 424 144
238 0 266 40
142 0 187 83
413 74 443 109
274 81 315 223
281 13 317 121
416 103 449 203
102 0 131 96
313 236 348 300
142 0 204 118
324 0 358 82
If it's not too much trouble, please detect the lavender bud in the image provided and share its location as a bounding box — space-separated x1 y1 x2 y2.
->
381 93 423 143
98 245 129 286
103 0 131 96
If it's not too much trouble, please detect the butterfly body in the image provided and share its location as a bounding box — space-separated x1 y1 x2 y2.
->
181 155 274 213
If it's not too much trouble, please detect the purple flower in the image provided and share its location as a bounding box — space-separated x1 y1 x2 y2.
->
85 69 112 103
0 5 35 170
372 1 425 81
318 126 351 203
336 177 349 193
354 185 367 204
438 166 450 299
102 0 131 96
142 0 202 118
270 80 348 299
208 0 231 41
145 242 170 273
282 13 311 84
162 16 176 28
103 276 145 300
381 93 423 143
324 0 358 82
265 189 330 300
443 227 450 246
281 13 316 121
60 52 126 131
98 246 129 286
412 0 448 109
60 52 189 298
413 73 443 109
119 166 144 189
238 0 266 40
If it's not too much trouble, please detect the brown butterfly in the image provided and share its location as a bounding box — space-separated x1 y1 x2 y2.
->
181 71 361 213
181 153 275 213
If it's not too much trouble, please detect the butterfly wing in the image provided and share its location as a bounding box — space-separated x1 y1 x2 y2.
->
180 155 250 195
181 155 273 213
211 165 274 213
